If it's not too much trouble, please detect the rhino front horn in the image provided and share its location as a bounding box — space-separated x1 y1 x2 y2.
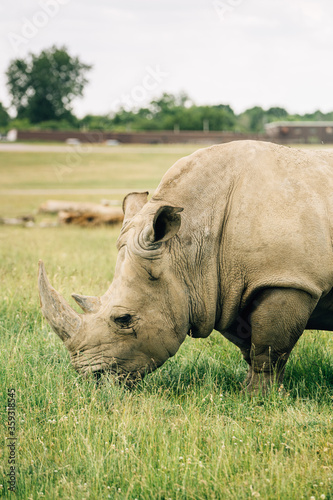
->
38 260 82 342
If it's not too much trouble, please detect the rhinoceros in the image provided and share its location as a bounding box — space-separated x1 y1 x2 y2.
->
38 140 333 392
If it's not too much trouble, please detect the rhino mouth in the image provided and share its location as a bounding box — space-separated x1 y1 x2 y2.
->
80 363 147 387
96 369 145 388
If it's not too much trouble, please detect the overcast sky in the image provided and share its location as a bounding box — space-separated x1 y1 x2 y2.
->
0 0 332 117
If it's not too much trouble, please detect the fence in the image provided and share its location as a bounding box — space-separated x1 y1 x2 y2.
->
15 129 269 144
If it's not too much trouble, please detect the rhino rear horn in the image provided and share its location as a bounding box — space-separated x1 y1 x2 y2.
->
71 293 101 313
38 260 82 342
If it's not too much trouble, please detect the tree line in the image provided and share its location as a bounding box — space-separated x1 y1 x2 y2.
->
1 46 333 135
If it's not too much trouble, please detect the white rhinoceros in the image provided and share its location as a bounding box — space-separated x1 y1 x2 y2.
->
38 140 333 392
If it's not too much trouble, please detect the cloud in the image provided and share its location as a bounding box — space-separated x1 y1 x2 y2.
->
1 0 333 115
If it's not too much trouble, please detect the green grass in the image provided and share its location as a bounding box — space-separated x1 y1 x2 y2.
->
0 144 199 218
1 145 333 499
0 145 198 191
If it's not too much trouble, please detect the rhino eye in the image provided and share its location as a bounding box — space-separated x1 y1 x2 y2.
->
114 314 132 327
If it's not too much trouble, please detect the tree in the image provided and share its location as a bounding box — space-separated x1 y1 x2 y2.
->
6 46 92 123
0 102 10 128
239 106 266 132
267 107 288 120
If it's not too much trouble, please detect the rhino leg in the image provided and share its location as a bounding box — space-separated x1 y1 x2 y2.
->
306 288 333 331
243 287 317 394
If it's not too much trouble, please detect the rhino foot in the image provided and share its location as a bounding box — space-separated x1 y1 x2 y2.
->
242 367 285 396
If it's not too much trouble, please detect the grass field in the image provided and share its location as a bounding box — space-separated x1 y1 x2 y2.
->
1 144 333 499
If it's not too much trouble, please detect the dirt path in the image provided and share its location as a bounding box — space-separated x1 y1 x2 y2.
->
0 188 133 195
0 143 97 153
0 143 196 154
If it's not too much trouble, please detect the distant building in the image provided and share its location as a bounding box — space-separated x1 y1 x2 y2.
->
265 121 333 144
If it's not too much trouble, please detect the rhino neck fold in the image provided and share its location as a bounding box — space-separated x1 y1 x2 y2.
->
167 230 219 340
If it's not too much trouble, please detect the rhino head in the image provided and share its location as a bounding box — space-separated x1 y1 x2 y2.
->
38 192 190 385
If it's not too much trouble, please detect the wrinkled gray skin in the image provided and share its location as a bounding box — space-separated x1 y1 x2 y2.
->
39 140 333 392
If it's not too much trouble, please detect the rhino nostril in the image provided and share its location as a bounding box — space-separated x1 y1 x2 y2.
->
93 370 104 383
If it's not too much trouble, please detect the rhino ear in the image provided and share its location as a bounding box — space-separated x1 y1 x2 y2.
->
122 192 149 222
147 205 184 244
